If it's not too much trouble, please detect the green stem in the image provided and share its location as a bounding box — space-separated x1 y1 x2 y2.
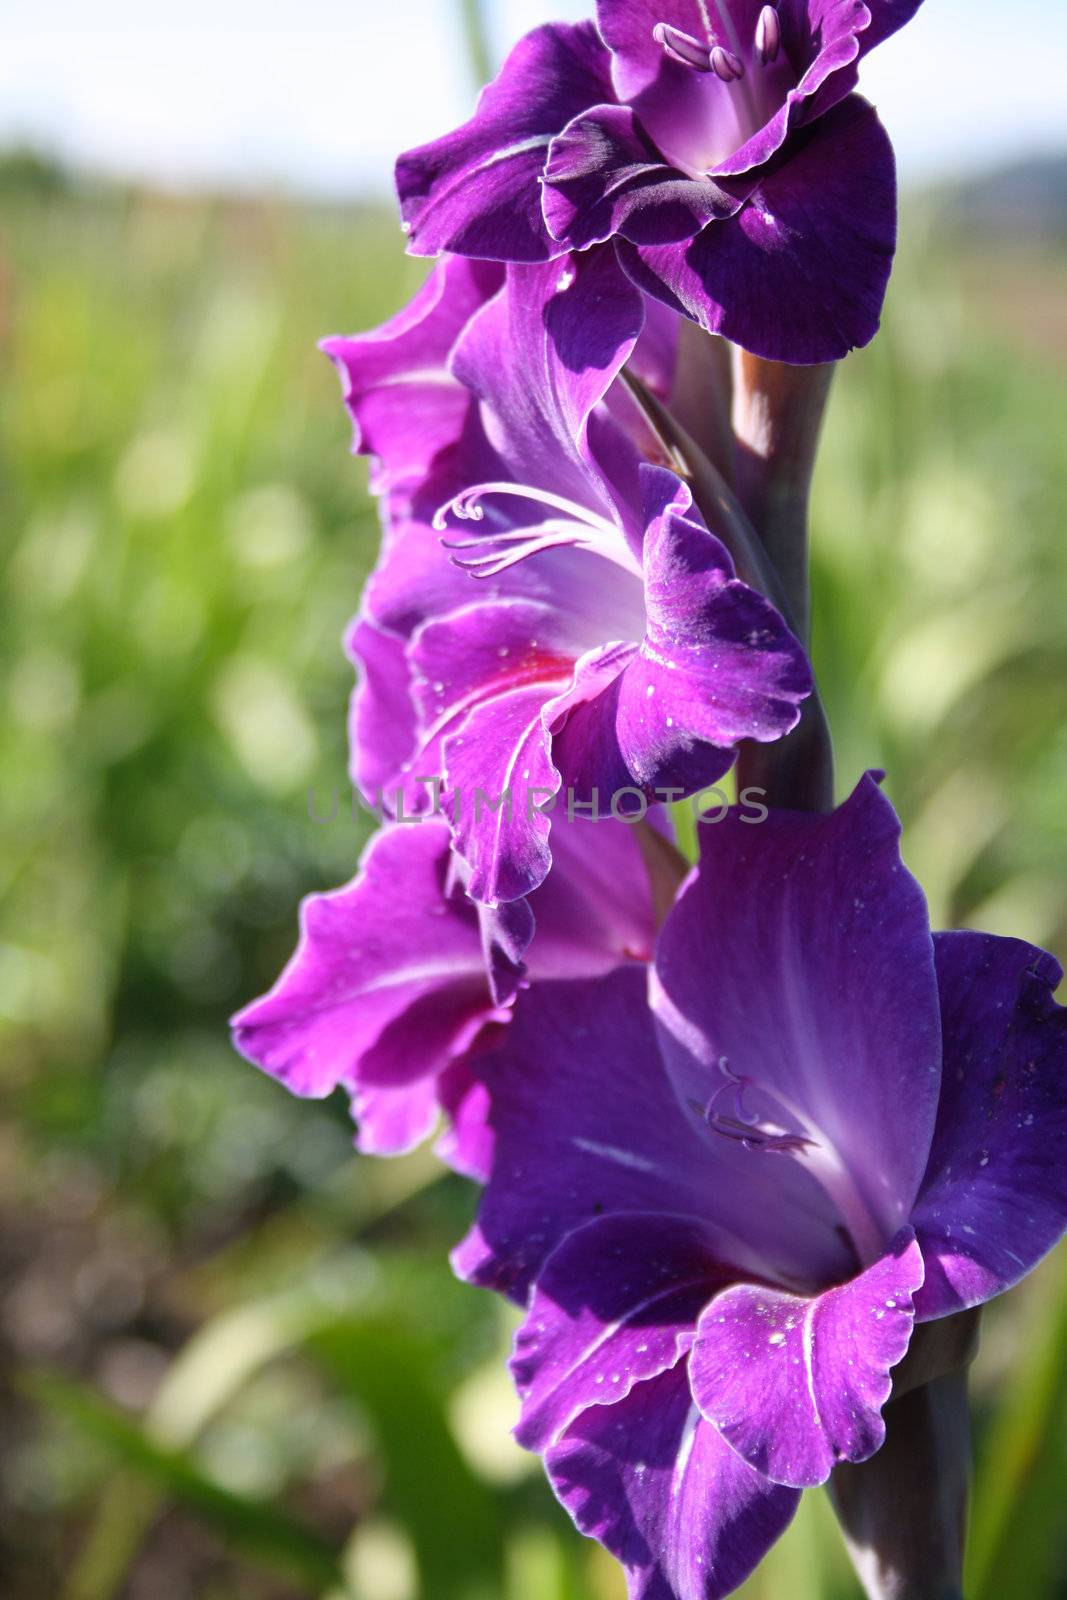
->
456 0 492 91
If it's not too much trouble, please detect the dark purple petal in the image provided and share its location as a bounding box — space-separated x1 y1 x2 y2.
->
690 1231 924 1488
454 971 714 1300
653 774 942 1262
617 95 897 364
546 1360 800 1600
456 970 856 1304
321 257 502 502
230 822 505 1146
395 22 613 263
912 933 1067 1321
513 1213 729 1452
443 684 563 904
543 105 741 251
598 0 867 178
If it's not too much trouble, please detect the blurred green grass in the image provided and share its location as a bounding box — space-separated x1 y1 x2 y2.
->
0 162 1065 1599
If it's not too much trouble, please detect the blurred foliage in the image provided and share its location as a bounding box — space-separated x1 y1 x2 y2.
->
0 152 1065 1600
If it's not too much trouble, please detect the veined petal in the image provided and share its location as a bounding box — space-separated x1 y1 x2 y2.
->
546 1361 800 1600
653 773 942 1262
396 21 614 262
690 1231 924 1488
912 933 1067 1321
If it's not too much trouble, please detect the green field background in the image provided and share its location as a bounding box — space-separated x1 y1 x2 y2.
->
1 160 1065 1598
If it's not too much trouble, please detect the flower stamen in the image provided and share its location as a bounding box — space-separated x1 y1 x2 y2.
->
652 22 714 72
433 483 642 579
755 5 781 66
701 1057 887 1265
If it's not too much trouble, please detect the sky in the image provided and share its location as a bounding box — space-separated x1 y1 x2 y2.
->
3 0 1066 197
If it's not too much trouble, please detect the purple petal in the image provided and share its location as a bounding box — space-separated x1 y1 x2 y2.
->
513 1213 729 1453
449 250 647 548
546 1360 800 1600
617 95 897 364
690 1231 924 1488
653 774 942 1263
395 22 613 263
543 104 741 251
618 467 810 769
553 467 811 801
912 932 1067 1321
230 822 507 1150
321 256 502 504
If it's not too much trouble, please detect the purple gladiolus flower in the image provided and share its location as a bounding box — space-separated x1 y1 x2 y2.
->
322 247 811 904
230 812 657 1166
396 2 925 362
456 775 1067 1597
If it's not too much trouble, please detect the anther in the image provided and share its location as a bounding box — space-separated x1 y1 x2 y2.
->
652 22 714 72
710 45 745 82
755 5 781 65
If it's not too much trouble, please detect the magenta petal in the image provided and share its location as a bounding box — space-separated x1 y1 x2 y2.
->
654 774 942 1254
546 1361 800 1600
395 22 613 262
230 822 505 1148
444 684 562 904
321 257 502 502
618 95 897 364
912 932 1067 1321
346 616 420 804
352 1077 441 1159
690 1231 924 1488
544 104 741 251
513 1213 728 1453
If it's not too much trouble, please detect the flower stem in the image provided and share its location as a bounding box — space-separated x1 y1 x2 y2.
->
828 1369 972 1600
455 0 492 91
